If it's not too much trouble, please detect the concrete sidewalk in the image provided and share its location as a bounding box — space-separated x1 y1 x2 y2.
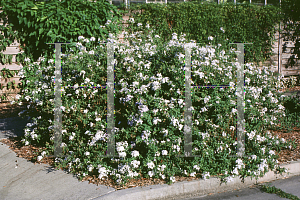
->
97 160 300 200
1 138 300 200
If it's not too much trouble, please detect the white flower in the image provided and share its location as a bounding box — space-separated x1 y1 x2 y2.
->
193 165 200 171
190 172 196 177
69 135 74 140
220 27 225 33
78 36 85 40
208 36 214 41
203 172 210 180
162 150 168 155
148 171 154 177
95 117 101 122
25 141 29 146
90 37 95 42
170 176 176 183
24 57 30 62
269 150 276 155
129 18 134 23
37 156 43 162
131 160 140 168
229 82 235 88
247 130 256 140
159 164 166 171
119 152 126 158
85 152 90 156
60 142 67 148
84 78 90 84
60 106 65 112
155 151 160 157
88 164 94 172
137 23 142 27
15 94 21 100
147 161 155 169
117 146 125 152
41 151 46 157
222 131 226 137
80 70 86 77
131 150 139 158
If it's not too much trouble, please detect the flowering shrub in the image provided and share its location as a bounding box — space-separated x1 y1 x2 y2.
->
11 19 297 187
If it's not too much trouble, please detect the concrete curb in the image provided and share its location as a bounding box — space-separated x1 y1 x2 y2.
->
97 160 300 200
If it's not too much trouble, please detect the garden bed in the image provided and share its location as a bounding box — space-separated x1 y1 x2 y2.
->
0 85 299 190
0 121 299 190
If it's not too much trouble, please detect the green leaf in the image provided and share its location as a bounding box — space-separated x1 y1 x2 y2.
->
29 32 36 37
47 30 53 37
36 40 39 46
31 5 38 10
19 17 23 24
39 28 43 35
40 16 47 22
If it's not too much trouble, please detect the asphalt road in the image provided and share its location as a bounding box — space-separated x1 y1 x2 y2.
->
182 175 300 200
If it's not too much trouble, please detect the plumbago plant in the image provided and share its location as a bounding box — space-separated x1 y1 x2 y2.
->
11 19 297 187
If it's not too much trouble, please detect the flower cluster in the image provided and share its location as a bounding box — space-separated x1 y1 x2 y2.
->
12 19 296 187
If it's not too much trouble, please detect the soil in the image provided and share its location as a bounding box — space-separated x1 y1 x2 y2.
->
277 86 300 93
0 86 299 190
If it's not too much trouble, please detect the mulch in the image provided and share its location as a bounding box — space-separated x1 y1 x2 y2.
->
0 86 299 190
0 101 32 119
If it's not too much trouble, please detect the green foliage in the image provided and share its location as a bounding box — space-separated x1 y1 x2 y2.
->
0 68 14 79
0 0 126 101
257 183 300 200
124 1 284 66
0 54 13 65
10 19 298 187
0 0 124 64
0 0 299 188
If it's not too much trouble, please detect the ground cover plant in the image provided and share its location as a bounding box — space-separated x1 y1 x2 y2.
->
10 18 298 187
